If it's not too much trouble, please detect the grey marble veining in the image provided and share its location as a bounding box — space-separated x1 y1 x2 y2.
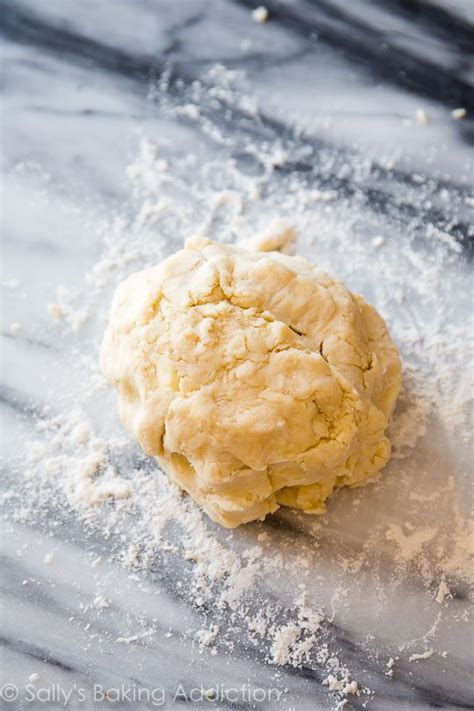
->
1 1 473 709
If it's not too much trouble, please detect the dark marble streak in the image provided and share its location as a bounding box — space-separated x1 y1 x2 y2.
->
275 160 474 255
256 510 319 538
1 543 310 710
170 96 474 256
368 0 474 53
2 0 471 258
153 63 473 199
0 384 46 419
2 331 60 352
0 635 77 674
1 234 59 255
325 624 474 710
1 556 117 644
22 106 153 121
4 490 449 711
375 673 474 710
1 0 206 89
222 596 474 710
4 512 474 710
0 0 159 83
234 0 474 113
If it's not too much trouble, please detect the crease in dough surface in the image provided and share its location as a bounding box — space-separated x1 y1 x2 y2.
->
100 236 401 528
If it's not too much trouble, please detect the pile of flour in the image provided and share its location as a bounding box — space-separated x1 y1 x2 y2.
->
3 65 473 708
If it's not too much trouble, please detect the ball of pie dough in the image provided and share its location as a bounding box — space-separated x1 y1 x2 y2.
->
100 237 401 528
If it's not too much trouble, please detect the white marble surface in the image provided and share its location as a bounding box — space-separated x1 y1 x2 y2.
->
1 1 473 709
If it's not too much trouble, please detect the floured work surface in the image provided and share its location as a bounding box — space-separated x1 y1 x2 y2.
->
2 46 473 711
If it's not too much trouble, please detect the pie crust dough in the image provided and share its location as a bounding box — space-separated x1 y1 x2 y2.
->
100 237 401 527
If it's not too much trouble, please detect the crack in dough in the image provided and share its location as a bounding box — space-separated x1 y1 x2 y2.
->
100 237 401 527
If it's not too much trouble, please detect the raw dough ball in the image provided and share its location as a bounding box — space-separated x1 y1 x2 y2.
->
100 237 401 528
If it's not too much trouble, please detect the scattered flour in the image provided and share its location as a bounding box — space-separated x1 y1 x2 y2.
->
195 625 220 652
251 6 269 23
385 524 438 561
451 107 467 120
43 551 54 565
93 595 110 610
415 108 430 124
270 626 301 665
409 648 434 662
10 322 23 335
3 63 473 709
435 576 452 605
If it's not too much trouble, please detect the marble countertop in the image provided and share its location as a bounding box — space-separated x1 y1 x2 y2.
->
1 1 473 709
